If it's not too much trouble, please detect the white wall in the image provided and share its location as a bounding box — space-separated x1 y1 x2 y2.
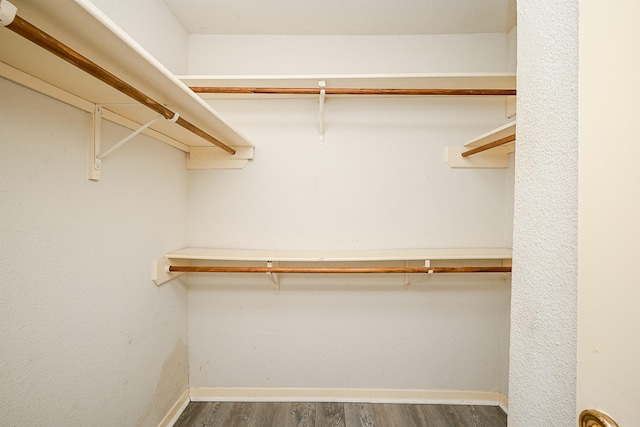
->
0 78 189 426
186 35 514 396
578 1 640 425
509 0 578 425
89 0 189 74
188 33 509 75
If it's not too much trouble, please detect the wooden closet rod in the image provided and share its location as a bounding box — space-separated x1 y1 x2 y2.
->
169 266 512 274
190 87 517 96
5 15 236 155
462 134 516 157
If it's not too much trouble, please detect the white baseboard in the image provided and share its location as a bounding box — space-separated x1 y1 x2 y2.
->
498 392 509 414
158 389 190 427
159 387 509 424
189 387 508 408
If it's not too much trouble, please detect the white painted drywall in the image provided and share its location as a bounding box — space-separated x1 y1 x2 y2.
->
188 33 508 75
89 0 189 74
167 0 516 36
0 78 189 426
577 1 640 425
186 35 514 396
507 27 517 74
509 0 578 425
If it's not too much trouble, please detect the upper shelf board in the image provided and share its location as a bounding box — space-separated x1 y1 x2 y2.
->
165 247 513 262
179 73 517 99
463 120 516 148
0 0 253 151
445 120 516 169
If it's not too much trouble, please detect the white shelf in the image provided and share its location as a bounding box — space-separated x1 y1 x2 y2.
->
165 247 512 262
463 121 516 148
446 121 516 169
179 73 516 99
0 0 253 152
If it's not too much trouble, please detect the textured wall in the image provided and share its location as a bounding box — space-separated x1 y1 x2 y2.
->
0 78 189 426
509 0 579 425
186 35 514 396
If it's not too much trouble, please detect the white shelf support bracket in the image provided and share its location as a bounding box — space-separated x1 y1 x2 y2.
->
88 105 102 180
267 261 280 293
318 80 326 144
404 260 411 288
89 108 178 180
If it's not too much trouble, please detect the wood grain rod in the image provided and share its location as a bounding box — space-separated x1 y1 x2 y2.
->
190 87 516 96
6 15 236 155
461 134 516 157
169 266 512 274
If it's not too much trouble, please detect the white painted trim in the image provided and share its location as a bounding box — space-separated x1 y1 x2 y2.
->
189 387 505 407
157 389 190 427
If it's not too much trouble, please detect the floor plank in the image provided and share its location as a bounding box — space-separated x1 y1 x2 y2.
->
416 404 452 427
248 402 295 426
344 402 375 427
474 405 508 426
289 402 317 427
316 402 346 427
174 402 234 427
372 403 425 427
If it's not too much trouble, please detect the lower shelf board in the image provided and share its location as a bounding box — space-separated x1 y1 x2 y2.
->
152 247 513 286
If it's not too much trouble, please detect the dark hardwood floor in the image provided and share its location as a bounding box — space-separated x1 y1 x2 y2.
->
173 402 507 427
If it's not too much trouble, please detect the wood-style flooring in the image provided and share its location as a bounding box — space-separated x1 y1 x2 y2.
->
173 402 507 427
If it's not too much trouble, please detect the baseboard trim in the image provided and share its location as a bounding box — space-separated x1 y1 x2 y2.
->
158 389 190 427
498 393 509 414
189 387 507 407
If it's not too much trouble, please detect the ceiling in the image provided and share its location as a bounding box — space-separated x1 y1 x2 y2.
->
161 0 516 36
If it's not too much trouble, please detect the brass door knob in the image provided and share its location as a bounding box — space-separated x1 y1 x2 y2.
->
579 409 619 427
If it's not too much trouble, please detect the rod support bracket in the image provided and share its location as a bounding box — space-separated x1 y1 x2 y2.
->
267 261 280 293
88 105 103 180
425 260 434 275
404 260 411 288
152 257 185 286
318 80 326 144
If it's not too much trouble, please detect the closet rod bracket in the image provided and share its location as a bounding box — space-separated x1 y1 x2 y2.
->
267 261 280 293
152 257 186 286
318 80 326 144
